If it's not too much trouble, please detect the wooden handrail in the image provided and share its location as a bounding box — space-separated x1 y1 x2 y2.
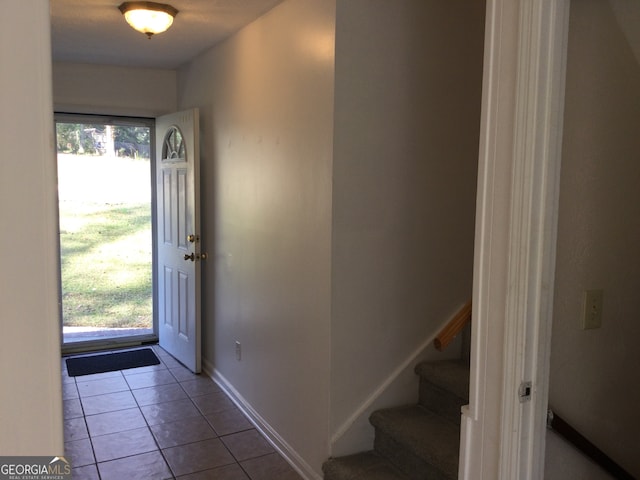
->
434 300 472 351
547 410 634 479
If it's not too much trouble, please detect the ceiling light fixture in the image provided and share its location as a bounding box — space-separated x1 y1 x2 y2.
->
118 1 178 39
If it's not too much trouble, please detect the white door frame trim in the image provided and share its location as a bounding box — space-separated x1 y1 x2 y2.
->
460 1 570 478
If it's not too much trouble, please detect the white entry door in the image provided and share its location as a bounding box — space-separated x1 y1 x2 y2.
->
156 109 201 373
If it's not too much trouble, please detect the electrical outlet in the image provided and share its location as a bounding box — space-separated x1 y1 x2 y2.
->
235 341 241 361
582 289 603 330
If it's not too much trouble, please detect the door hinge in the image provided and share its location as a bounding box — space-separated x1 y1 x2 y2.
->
519 381 532 403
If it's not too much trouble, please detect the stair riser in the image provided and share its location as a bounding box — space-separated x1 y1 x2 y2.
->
322 469 339 480
374 429 452 480
322 452 410 480
418 380 466 425
322 464 344 480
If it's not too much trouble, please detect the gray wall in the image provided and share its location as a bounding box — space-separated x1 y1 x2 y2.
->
330 0 484 454
178 0 484 472
547 0 640 477
53 63 177 117
177 1 335 475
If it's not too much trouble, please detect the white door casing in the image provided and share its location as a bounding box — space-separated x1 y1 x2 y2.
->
156 108 201 373
459 1 570 479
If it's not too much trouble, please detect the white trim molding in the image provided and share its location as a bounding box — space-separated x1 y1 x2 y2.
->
460 1 570 479
330 303 466 451
202 357 321 480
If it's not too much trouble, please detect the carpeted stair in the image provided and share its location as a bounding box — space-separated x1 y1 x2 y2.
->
323 359 470 480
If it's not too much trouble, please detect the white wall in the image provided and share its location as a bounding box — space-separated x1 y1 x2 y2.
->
177 1 335 476
547 0 640 477
53 62 177 117
330 0 485 455
0 0 63 455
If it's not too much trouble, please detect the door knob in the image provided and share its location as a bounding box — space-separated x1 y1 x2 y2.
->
184 253 195 261
187 234 198 243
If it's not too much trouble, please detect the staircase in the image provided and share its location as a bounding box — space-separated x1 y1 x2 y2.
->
323 359 470 480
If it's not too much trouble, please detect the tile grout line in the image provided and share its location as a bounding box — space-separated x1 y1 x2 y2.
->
151 347 254 479
159 354 239 479
127 348 177 479
68 350 172 478
64 346 289 480
65 364 103 479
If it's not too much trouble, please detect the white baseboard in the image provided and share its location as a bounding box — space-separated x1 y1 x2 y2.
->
201 357 322 480
330 309 464 455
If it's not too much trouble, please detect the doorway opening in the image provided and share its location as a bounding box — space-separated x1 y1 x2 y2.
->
56 114 157 351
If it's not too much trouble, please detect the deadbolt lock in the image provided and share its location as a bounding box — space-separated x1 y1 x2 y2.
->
184 252 208 262
187 234 199 243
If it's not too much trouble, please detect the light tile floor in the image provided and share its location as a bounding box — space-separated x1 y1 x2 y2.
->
62 345 303 480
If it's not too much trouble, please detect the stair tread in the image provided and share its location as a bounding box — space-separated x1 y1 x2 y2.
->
323 451 409 480
415 359 470 400
370 405 460 477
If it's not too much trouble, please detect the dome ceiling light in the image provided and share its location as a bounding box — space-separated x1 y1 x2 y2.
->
118 1 178 39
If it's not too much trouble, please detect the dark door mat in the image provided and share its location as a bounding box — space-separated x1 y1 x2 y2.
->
66 348 160 377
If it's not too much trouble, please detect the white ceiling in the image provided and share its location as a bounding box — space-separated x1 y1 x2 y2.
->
51 0 284 69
